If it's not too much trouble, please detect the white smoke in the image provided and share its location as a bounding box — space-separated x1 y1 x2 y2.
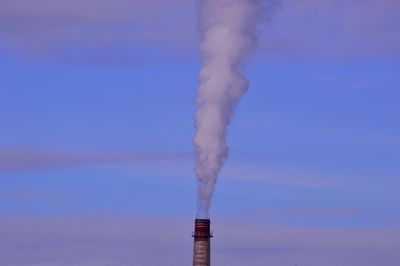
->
193 0 277 218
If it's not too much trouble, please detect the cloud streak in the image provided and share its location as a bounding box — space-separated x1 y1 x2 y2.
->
0 213 399 266
0 0 399 62
0 189 72 200
0 147 190 173
261 0 400 59
0 0 196 63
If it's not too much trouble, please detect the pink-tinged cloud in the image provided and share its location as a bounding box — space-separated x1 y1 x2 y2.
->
0 0 399 63
0 189 73 200
221 163 363 190
261 0 400 59
0 213 399 266
0 0 196 64
0 147 191 173
254 207 361 220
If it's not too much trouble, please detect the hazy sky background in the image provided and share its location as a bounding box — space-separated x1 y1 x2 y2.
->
1 0 400 265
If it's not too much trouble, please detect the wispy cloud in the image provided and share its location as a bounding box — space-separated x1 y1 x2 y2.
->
221 162 363 190
0 0 196 64
0 189 72 200
0 0 399 63
0 147 191 173
223 207 400 228
0 213 399 266
261 0 400 59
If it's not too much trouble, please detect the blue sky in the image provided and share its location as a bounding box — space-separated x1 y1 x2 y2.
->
1 0 400 265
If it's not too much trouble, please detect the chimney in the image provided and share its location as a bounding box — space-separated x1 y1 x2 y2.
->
192 219 212 266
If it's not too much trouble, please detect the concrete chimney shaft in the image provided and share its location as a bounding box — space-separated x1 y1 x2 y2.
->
192 219 212 266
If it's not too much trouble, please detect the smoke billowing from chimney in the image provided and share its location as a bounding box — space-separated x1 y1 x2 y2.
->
193 0 277 218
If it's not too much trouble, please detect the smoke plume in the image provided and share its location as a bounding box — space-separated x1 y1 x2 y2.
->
193 0 276 218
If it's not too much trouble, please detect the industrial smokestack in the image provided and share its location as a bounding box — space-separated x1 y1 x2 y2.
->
192 219 212 266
